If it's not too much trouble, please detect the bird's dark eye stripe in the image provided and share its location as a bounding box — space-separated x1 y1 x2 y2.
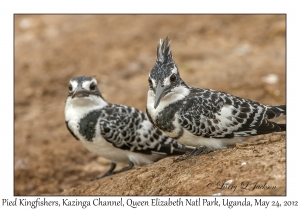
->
148 78 153 85
69 84 72 91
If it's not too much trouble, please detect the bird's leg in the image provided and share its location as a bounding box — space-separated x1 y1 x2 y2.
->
175 146 212 161
111 161 134 175
192 146 212 156
175 149 198 161
90 162 116 181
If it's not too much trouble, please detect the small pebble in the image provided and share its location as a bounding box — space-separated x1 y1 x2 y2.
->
269 135 281 142
262 74 279 84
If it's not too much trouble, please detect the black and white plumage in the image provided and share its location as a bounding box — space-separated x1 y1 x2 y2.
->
65 76 189 180
146 37 286 157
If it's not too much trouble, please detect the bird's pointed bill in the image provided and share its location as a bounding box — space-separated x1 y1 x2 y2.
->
154 81 169 109
72 86 90 99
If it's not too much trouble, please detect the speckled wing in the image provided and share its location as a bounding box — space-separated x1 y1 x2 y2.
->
99 104 187 155
178 88 285 138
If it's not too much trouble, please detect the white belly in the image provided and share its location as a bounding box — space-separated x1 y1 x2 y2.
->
66 113 163 166
79 136 163 165
178 129 245 149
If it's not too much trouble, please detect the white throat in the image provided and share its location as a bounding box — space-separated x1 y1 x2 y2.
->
65 95 108 122
147 85 190 119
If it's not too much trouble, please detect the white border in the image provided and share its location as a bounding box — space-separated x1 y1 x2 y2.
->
2 0 299 209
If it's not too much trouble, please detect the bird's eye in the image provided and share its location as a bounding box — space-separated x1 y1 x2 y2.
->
148 77 153 86
170 74 176 82
69 84 72 91
90 83 96 90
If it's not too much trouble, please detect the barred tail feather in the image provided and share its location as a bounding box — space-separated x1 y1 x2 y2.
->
255 118 286 135
266 105 286 119
278 124 286 131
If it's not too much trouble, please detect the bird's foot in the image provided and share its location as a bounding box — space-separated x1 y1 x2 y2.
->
90 161 134 181
175 146 212 162
90 162 116 181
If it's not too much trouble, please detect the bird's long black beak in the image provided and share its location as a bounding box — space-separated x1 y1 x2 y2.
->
72 86 90 99
154 81 169 109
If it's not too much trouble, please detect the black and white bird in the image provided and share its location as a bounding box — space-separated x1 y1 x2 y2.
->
146 37 286 159
65 76 190 180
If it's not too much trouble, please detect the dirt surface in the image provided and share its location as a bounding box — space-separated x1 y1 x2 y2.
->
14 15 286 196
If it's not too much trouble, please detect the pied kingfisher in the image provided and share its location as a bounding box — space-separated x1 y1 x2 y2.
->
65 76 190 180
146 37 286 159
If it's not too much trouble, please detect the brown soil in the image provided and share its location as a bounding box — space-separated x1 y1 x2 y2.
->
14 15 286 196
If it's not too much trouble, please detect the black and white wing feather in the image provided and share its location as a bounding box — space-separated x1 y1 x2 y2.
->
99 104 187 155
178 88 286 138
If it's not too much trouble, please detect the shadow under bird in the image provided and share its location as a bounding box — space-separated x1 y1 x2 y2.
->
146 37 286 160
65 76 190 180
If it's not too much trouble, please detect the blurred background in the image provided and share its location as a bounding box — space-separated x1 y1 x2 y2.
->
14 15 285 195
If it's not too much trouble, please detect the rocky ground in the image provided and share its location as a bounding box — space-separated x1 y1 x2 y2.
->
14 15 286 195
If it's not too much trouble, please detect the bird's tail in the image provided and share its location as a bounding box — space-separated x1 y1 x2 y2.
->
277 124 286 131
255 118 286 135
266 105 286 121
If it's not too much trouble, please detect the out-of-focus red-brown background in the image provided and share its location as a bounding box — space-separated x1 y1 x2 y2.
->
14 15 286 195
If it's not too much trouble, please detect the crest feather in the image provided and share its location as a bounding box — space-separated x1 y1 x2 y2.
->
156 37 173 63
